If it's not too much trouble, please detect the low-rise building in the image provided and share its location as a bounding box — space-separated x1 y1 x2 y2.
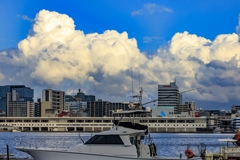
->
0 116 207 132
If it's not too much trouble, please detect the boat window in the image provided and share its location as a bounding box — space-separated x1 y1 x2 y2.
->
107 135 123 144
130 137 134 144
84 135 98 144
92 135 106 144
85 135 124 144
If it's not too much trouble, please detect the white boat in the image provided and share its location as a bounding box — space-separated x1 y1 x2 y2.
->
205 138 240 160
16 88 203 160
12 127 21 132
213 127 221 133
16 111 200 160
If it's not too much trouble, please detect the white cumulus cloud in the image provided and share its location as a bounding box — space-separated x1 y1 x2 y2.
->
1 9 240 107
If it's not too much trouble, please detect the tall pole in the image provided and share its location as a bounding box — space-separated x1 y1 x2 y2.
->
131 68 133 103
6 144 9 160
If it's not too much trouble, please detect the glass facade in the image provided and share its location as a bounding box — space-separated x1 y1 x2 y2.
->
0 85 34 114
14 87 33 101
0 86 11 112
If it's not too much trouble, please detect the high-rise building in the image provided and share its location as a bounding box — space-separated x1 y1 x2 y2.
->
0 85 34 116
90 100 130 117
34 98 41 117
89 99 109 117
105 102 130 117
8 101 35 117
74 89 96 102
158 82 182 112
41 88 65 117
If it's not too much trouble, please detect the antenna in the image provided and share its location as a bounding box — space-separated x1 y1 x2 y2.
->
78 130 85 144
131 68 133 103
138 68 140 90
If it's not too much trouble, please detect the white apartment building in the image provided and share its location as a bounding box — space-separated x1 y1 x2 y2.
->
42 88 65 117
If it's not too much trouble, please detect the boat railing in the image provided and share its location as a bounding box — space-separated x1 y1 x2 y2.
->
14 136 78 150
0 147 14 158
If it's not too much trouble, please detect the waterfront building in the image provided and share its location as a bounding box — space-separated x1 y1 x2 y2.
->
89 100 109 117
64 101 87 117
90 100 131 117
65 95 76 102
6 88 34 117
74 89 95 102
158 82 181 112
0 110 6 117
199 110 227 117
105 102 130 117
0 116 207 132
34 98 41 117
0 85 33 116
231 105 240 114
8 101 35 117
41 88 65 116
65 89 95 116
198 109 232 130
185 101 196 111
152 106 190 117
176 101 196 113
231 117 240 132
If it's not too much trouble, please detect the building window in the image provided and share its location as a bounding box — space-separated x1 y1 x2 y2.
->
168 120 176 123
186 120 195 123
177 120 185 123
85 135 123 144
103 120 111 123
149 120 157 123
158 120 166 123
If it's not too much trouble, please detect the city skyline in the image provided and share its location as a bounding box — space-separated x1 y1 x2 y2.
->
0 1 240 110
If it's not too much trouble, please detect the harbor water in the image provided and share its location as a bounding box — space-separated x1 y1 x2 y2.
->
0 132 235 159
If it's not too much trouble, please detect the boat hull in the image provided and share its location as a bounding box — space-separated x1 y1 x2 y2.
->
16 147 198 160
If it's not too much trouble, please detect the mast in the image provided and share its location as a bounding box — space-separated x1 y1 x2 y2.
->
131 68 133 103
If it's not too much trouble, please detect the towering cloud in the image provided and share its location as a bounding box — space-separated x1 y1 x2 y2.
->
16 10 147 97
1 9 240 105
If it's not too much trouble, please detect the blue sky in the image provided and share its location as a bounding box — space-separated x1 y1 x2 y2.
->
1 0 240 51
0 0 240 110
